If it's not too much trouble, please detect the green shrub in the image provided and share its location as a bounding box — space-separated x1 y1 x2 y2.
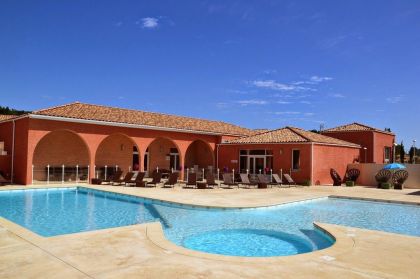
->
345 181 355 187
302 179 311 186
380 182 392 189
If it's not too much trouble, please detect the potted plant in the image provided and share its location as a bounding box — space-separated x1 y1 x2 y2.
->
380 182 392 189
302 179 311 186
345 180 355 187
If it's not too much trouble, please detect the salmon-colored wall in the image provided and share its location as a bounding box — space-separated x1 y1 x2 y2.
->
218 143 312 184
321 131 395 164
373 132 395 163
33 130 90 167
148 138 178 171
14 117 226 184
321 131 372 162
312 144 360 185
0 121 13 177
185 140 214 169
95 134 135 173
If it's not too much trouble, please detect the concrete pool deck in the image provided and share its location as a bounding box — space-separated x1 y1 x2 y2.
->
0 184 419 278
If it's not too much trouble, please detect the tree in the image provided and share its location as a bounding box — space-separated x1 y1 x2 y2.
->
409 147 414 164
399 141 405 163
0 106 30 115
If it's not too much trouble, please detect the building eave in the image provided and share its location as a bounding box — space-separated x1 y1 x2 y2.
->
28 114 248 137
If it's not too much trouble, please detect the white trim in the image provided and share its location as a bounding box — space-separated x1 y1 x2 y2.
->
28 114 246 137
10 120 15 184
310 142 314 185
291 148 300 171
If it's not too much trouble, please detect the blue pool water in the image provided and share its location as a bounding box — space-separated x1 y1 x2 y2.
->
0 187 419 257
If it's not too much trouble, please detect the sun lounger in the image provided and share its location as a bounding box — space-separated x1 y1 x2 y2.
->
163 172 179 188
222 173 238 188
0 174 10 185
272 174 284 187
257 174 275 188
239 173 257 188
283 173 297 187
146 172 162 187
103 170 123 185
205 173 219 188
330 169 342 186
127 172 145 187
183 172 197 188
112 172 135 185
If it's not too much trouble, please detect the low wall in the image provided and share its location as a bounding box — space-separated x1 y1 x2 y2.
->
348 163 420 189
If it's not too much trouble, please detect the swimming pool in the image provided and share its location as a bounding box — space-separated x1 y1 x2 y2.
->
0 187 419 257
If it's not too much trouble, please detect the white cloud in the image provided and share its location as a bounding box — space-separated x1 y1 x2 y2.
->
386 96 403 104
141 17 159 29
329 93 345 98
114 21 123 27
273 111 301 115
277 101 291 104
235 100 268 106
251 80 312 91
310 75 333 83
216 102 229 109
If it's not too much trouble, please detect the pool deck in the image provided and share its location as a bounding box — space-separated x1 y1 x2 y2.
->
0 184 419 278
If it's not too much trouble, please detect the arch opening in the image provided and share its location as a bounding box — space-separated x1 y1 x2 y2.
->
146 138 180 177
95 134 140 179
32 130 90 183
184 140 215 179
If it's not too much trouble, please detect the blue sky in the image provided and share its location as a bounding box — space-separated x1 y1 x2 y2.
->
1 0 419 145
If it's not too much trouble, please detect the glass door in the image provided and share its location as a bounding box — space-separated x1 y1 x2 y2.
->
248 156 266 174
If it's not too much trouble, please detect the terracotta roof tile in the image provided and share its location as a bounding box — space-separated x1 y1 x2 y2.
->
322 122 394 135
0 115 18 121
225 126 360 147
32 102 253 136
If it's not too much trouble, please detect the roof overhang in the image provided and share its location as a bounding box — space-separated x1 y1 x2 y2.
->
27 114 248 137
219 141 360 149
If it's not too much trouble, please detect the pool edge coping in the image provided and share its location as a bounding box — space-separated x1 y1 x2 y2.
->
145 221 354 263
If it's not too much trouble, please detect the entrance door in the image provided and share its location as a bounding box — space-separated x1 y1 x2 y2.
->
248 156 266 174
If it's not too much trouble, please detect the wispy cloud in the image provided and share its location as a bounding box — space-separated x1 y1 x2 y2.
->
251 75 332 92
277 101 291 104
114 21 123 27
140 17 159 29
216 102 229 109
310 75 333 83
329 93 345 98
386 95 403 104
273 111 301 115
251 80 312 91
235 99 268 106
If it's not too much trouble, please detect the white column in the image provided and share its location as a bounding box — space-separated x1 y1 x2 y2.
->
47 165 50 185
62 165 65 184
76 165 79 184
105 165 108 181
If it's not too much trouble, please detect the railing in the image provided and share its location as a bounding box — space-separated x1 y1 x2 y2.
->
32 165 89 184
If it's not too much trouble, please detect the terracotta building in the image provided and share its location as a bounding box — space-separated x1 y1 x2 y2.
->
218 127 360 185
321 123 395 164
0 102 362 185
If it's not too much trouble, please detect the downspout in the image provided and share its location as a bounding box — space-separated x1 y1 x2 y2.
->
216 144 220 170
11 120 15 184
310 142 314 186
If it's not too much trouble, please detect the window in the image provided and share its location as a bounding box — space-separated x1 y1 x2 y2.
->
249 150 265 155
384 147 391 163
292 150 300 170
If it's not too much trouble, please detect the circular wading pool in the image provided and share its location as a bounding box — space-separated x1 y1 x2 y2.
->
182 229 314 257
